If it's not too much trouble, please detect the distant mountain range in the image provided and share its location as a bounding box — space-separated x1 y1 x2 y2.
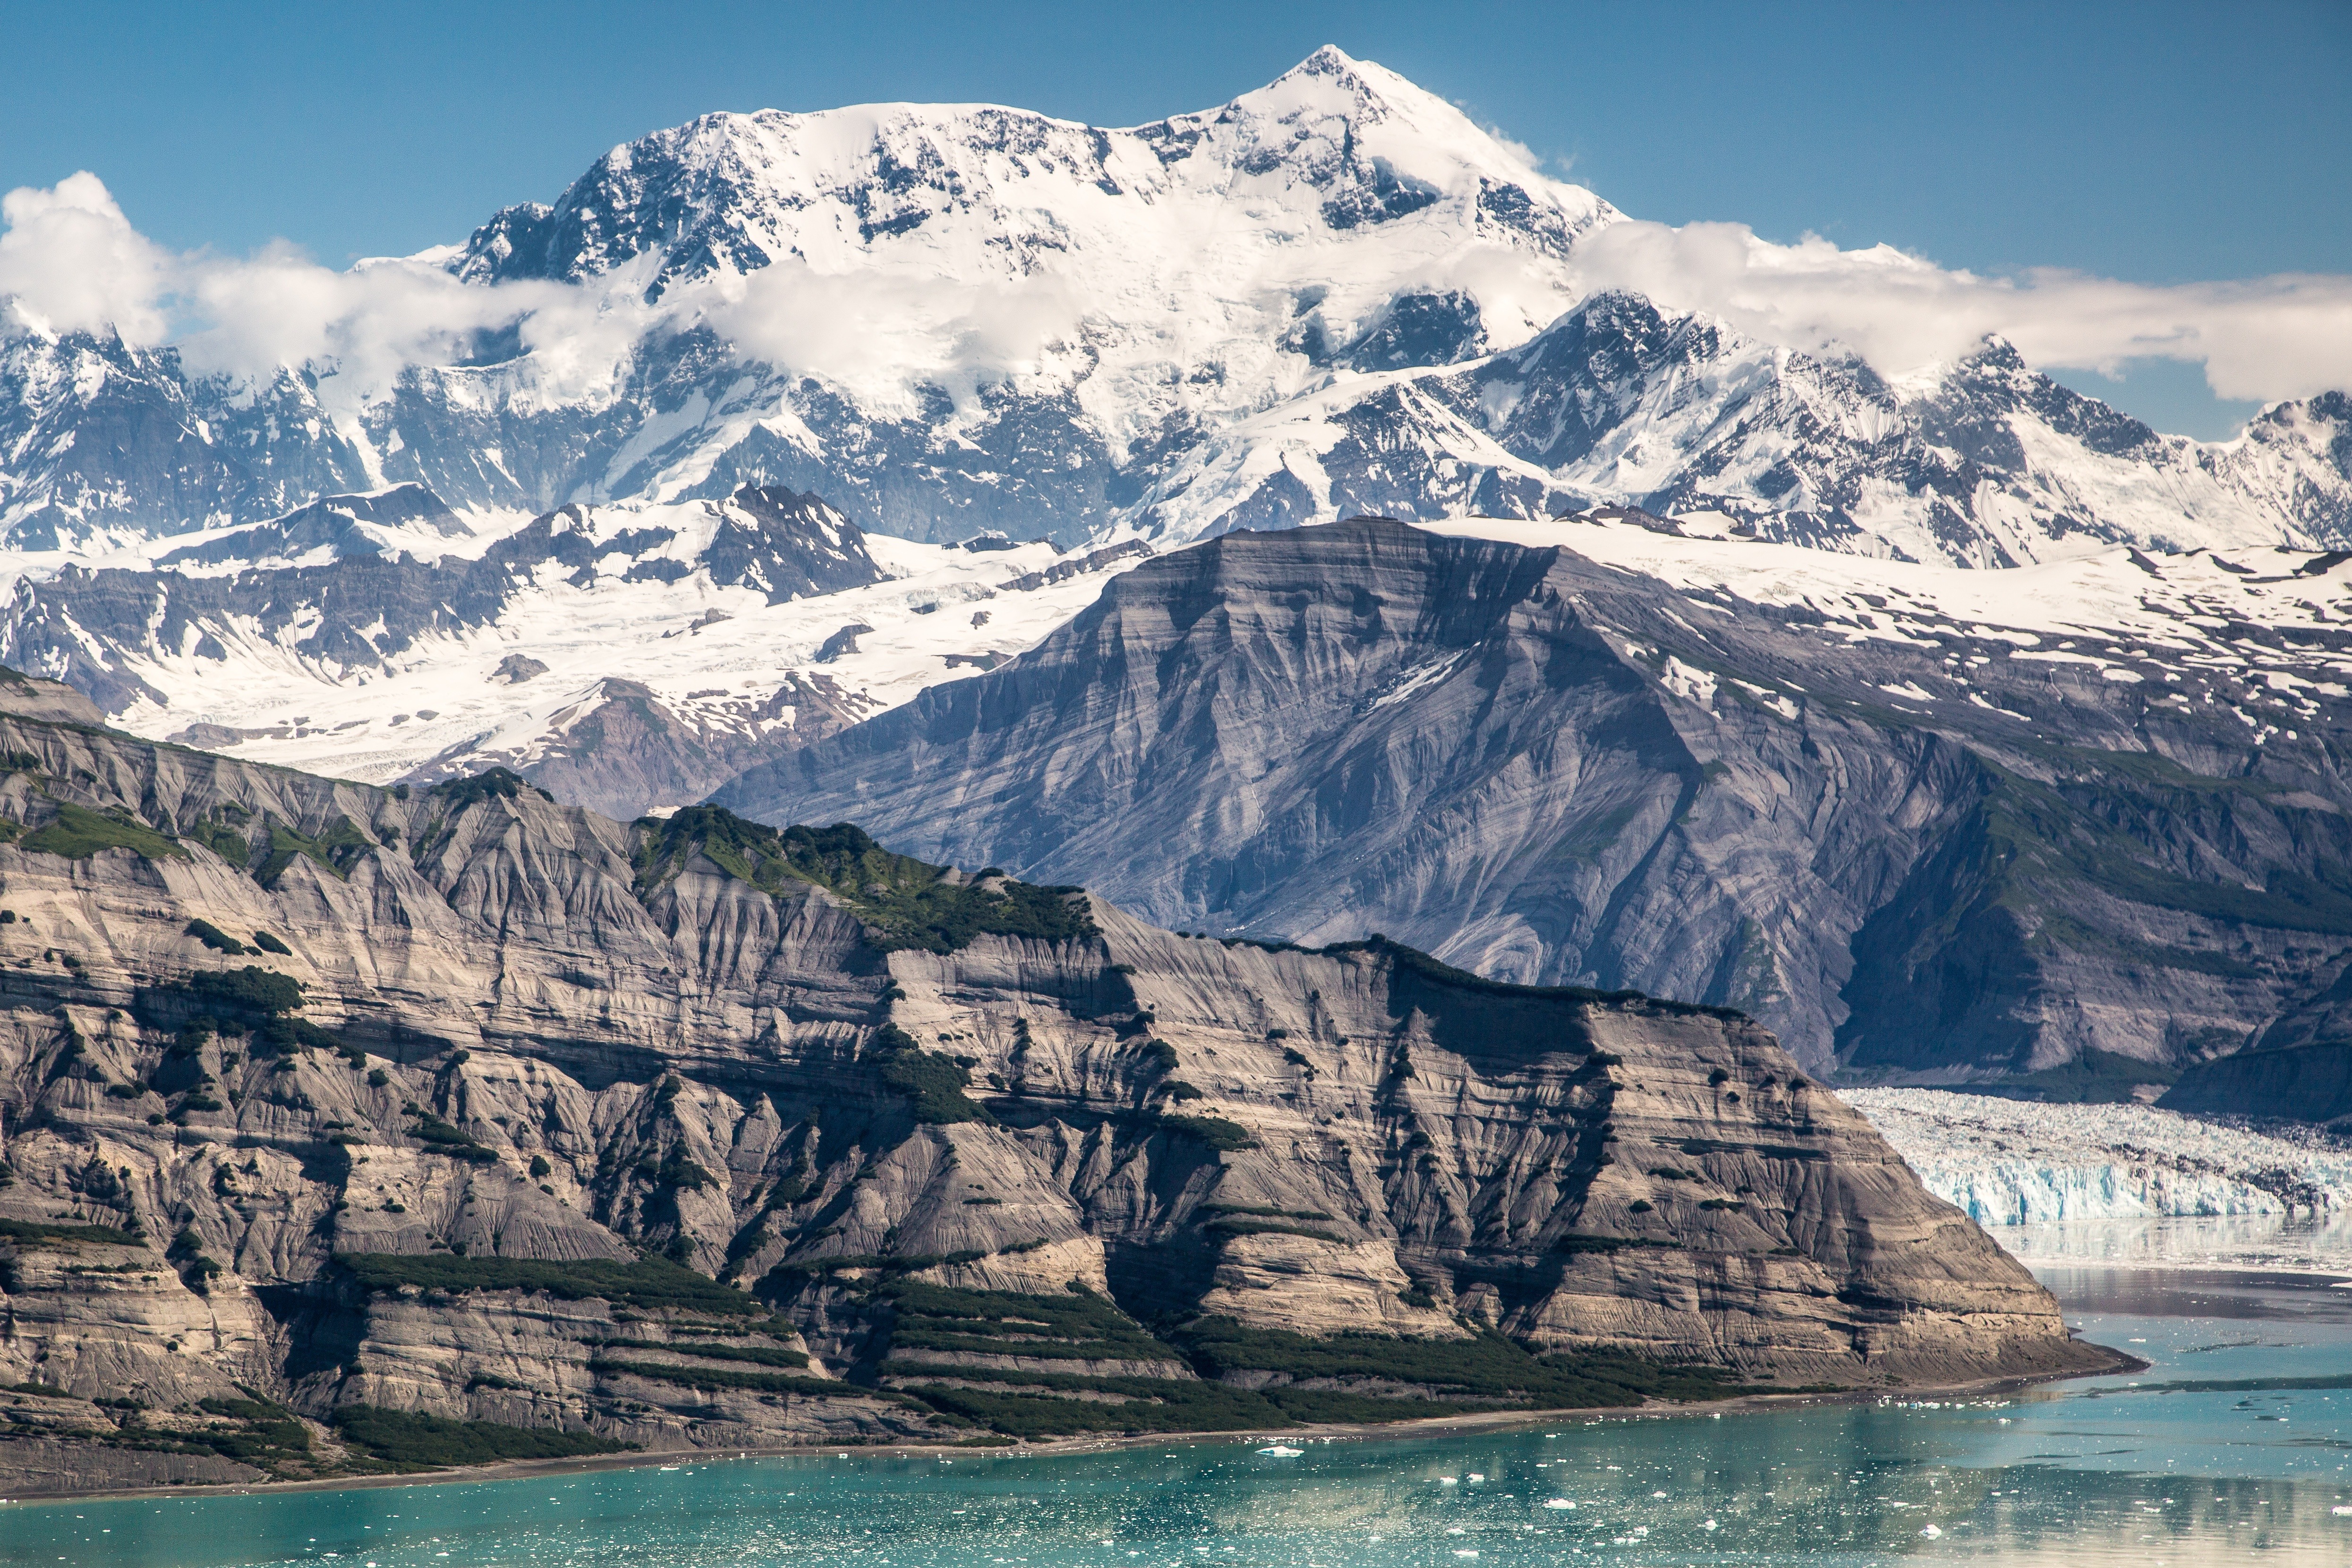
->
0 48 2344 562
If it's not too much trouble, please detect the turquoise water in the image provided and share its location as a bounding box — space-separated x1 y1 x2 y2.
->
4 1267 2349 1566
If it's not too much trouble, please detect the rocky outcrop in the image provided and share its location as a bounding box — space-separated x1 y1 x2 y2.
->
718 517 2352 1085
395 671 876 825
0 696 2105 1488
2162 1042 2352 1125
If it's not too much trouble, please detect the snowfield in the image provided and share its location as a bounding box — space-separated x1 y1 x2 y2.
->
1847 1089 2352 1225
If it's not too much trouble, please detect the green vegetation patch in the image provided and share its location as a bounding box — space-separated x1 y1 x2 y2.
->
152 965 305 1018
338 1253 763 1315
21 803 185 862
595 1338 809 1369
759 1240 1052 1290
1202 1216 1340 1242
631 812 1097 954
332 1405 631 1472
1156 1113 1258 1151
882 1360 1502 1434
882 1281 1177 1363
897 1379 1287 1439
428 767 554 811
461 1279 1803 1442
1177 1320 1772 1407
588 1359 869 1398
255 816 377 885
408 1112 500 1164
869 1023 995 1125
631 1150 717 1189
158 1397 314 1470
182 817 253 867
0 1217 142 1247
185 919 247 954
1200 1202 1333 1221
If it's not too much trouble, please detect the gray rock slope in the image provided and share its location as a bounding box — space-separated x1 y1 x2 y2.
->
717 518 2352 1083
0 671 2100 1487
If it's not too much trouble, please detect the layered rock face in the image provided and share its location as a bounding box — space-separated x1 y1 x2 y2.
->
721 517 2352 1081
0 674 2100 1485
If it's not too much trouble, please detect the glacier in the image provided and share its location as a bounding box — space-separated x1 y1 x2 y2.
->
1847 1088 2352 1225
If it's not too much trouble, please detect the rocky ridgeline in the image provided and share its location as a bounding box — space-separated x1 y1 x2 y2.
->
723 517 2352 1082
0 673 2104 1489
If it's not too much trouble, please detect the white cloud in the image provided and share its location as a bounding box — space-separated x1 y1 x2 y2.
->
1571 219 2352 404
0 173 640 404
1 173 2343 428
0 172 173 341
692 256 1089 410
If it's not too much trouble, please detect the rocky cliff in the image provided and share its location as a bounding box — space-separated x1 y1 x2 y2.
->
0 671 2103 1488
719 516 2352 1085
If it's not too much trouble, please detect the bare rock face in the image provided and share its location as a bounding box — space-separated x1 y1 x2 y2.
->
716 517 2352 1084
0 707 2104 1488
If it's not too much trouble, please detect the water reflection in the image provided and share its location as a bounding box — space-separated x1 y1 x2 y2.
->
1998 1210 2352 1274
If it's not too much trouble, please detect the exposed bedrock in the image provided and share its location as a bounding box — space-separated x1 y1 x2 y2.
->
718 517 2352 1082
0 675 2105 1486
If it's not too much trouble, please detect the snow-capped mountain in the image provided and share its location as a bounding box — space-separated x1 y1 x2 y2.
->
1 47 2343 563
1138 295 2352 564
0 49 1608 550
0 481 1147 818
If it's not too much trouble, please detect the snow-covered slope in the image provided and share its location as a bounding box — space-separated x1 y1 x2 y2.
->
1432 508 2352 718
1140 297 2352 563
1848 1089 2352 1224
0 483 1146 818
0 49 2343 563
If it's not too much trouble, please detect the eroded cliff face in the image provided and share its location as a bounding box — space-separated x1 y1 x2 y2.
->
716 517 2352 1082
0 684 2102 1488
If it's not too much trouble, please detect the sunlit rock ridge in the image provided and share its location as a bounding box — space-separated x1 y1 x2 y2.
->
0 47 2345 561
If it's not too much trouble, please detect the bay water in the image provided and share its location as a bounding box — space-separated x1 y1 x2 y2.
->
4 1238 2348 1566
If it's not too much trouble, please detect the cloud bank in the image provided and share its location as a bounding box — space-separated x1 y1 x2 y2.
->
1572 220 2352 404
0 173 2346 428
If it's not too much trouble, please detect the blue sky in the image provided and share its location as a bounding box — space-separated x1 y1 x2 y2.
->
4 0 2345 436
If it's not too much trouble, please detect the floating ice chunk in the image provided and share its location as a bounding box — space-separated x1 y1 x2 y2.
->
1255 1446 1303 1457
1543 1499 1576 1510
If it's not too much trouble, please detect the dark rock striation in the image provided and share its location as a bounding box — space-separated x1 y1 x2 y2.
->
718 517 2352 1084
0 670 2104 1487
